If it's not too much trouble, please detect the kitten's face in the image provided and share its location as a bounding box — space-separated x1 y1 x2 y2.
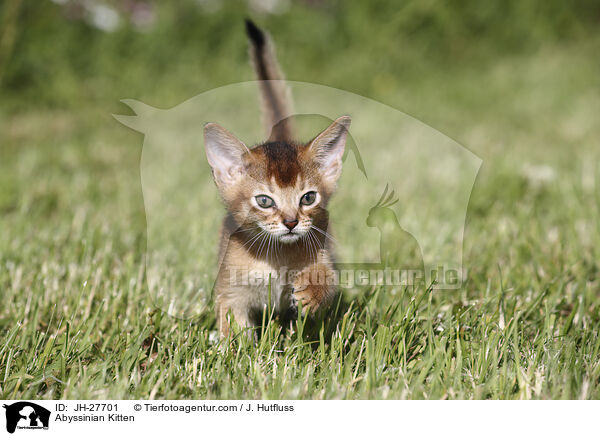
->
204 116 350 244
251 185 320 243
240 171 328 243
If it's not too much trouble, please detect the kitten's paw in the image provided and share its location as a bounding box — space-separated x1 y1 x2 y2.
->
292 284 325 314
291 264 336 315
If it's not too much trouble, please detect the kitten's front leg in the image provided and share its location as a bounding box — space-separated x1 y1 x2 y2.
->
216 295 254 338
292 256 337 314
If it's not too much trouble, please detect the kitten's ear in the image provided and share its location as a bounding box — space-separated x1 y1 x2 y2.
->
308 116 351 184
204 123 249 186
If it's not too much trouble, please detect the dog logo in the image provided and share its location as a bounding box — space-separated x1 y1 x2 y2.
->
3 402 50 433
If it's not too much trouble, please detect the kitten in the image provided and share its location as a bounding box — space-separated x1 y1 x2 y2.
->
204 20 350 337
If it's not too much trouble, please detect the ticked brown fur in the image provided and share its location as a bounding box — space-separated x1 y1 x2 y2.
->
204 21 350 337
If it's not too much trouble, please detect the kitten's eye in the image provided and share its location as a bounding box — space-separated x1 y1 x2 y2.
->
300 191 317 206
255 195 275 208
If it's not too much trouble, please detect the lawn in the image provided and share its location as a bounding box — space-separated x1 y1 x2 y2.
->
0 0 599 399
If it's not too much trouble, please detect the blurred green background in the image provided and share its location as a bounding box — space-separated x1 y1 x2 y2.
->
1 0 599 229
2 0 600 109
1 0 600 399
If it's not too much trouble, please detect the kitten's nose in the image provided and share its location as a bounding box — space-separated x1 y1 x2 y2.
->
283 218 298 230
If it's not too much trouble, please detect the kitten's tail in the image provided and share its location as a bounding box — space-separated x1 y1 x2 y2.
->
245 19 295 142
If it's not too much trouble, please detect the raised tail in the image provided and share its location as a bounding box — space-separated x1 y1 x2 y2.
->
245 19 295 142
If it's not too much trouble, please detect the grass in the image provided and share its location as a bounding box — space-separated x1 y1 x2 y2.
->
1 3 600 399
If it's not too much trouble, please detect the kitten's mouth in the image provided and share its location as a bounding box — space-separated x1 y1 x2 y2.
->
279 232 301 243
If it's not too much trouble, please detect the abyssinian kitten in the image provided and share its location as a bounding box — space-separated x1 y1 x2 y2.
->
204 20 350 337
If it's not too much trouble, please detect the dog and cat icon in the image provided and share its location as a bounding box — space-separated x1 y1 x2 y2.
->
3 402 50 433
